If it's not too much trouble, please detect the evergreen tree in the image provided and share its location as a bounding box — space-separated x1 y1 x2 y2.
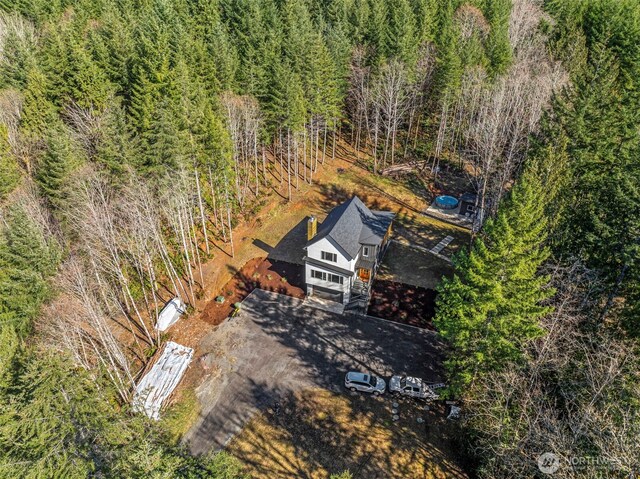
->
0 125 20 201
0 206 60 337
94 100 138 178
39 25 76 105
86 5 135 100
265 61 306 133
435 165 554 394
0 325 19 394
221 0 279 97
282 0 314 74
140 99 189 175
128 7 174 131
19 66 58 142
304 32 342 125
67 44 114 110
349 0 370 45
36 124 83 211
413 0 439 45
433 4 463 95
386 0 417 65
187 0 239 93
0 348 247 478
484 0 512 76
0 28 36 89
551 42 640 299
365 0 388 62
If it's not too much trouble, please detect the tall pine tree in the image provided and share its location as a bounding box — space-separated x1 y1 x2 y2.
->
435 164 554 394
0 125 19 201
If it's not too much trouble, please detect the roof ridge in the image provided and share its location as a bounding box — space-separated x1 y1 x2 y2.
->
306 195 393 259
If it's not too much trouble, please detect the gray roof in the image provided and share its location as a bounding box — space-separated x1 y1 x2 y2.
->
306 196 395 260
355 256 376 271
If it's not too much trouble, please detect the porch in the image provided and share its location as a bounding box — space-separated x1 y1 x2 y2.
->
355 256 376 283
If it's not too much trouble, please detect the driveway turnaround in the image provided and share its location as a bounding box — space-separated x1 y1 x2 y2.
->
183 289 444 455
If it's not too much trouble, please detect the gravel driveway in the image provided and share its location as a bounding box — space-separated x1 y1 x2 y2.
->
183 289 444 455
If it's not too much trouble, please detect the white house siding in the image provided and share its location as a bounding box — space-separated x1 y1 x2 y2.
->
304 262 352 304
306 237 356 271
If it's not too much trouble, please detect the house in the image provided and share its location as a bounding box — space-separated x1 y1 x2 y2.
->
304 196 395 304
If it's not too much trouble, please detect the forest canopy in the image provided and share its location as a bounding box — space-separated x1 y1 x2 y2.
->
0 0 638 477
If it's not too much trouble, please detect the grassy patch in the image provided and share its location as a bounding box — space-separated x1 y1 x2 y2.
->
202 452 249 479
227 388 467 479
316 167 428 216
161 388 201 445
378 241 454 290
395 211 470 253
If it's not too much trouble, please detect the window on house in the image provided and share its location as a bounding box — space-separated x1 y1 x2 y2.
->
328 274 343 284
363 246 370 257
467 205 475 212
321 251 337 262
311 270 327 281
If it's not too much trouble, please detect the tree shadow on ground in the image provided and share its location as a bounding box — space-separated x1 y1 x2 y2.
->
253 218 309 266
225 383 465 478
317 183 386 214
189 363 466 477
187 290 451 460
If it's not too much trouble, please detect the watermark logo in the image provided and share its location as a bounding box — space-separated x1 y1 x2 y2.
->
538 452 561 474
536 452 631 475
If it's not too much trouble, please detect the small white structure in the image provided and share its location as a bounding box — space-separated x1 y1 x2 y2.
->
133 341 193 420
155 297 186 332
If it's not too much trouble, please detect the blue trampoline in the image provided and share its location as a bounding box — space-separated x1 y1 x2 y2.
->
435 195 459 210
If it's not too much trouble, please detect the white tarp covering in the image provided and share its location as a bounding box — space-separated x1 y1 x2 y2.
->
133 341 193 420
156 297 186 332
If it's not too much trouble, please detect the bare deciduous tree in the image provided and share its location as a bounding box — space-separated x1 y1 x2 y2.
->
220 92 262 206
463 263 640 478
438 0 567 224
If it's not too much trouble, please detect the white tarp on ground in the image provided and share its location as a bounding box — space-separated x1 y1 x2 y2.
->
156 297 186 332
133 341 193 420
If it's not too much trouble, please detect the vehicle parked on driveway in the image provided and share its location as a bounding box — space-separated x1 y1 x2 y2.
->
389 376 441 400
344 371 386 396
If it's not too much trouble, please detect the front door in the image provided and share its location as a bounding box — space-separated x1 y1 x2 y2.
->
359 268 371 282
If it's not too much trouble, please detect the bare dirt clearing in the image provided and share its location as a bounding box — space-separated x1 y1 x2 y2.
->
368 279 438 329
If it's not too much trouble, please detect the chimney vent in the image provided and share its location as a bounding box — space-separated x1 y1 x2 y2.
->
307 216 317 240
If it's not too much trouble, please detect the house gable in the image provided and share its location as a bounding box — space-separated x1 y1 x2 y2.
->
305 236 353 270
